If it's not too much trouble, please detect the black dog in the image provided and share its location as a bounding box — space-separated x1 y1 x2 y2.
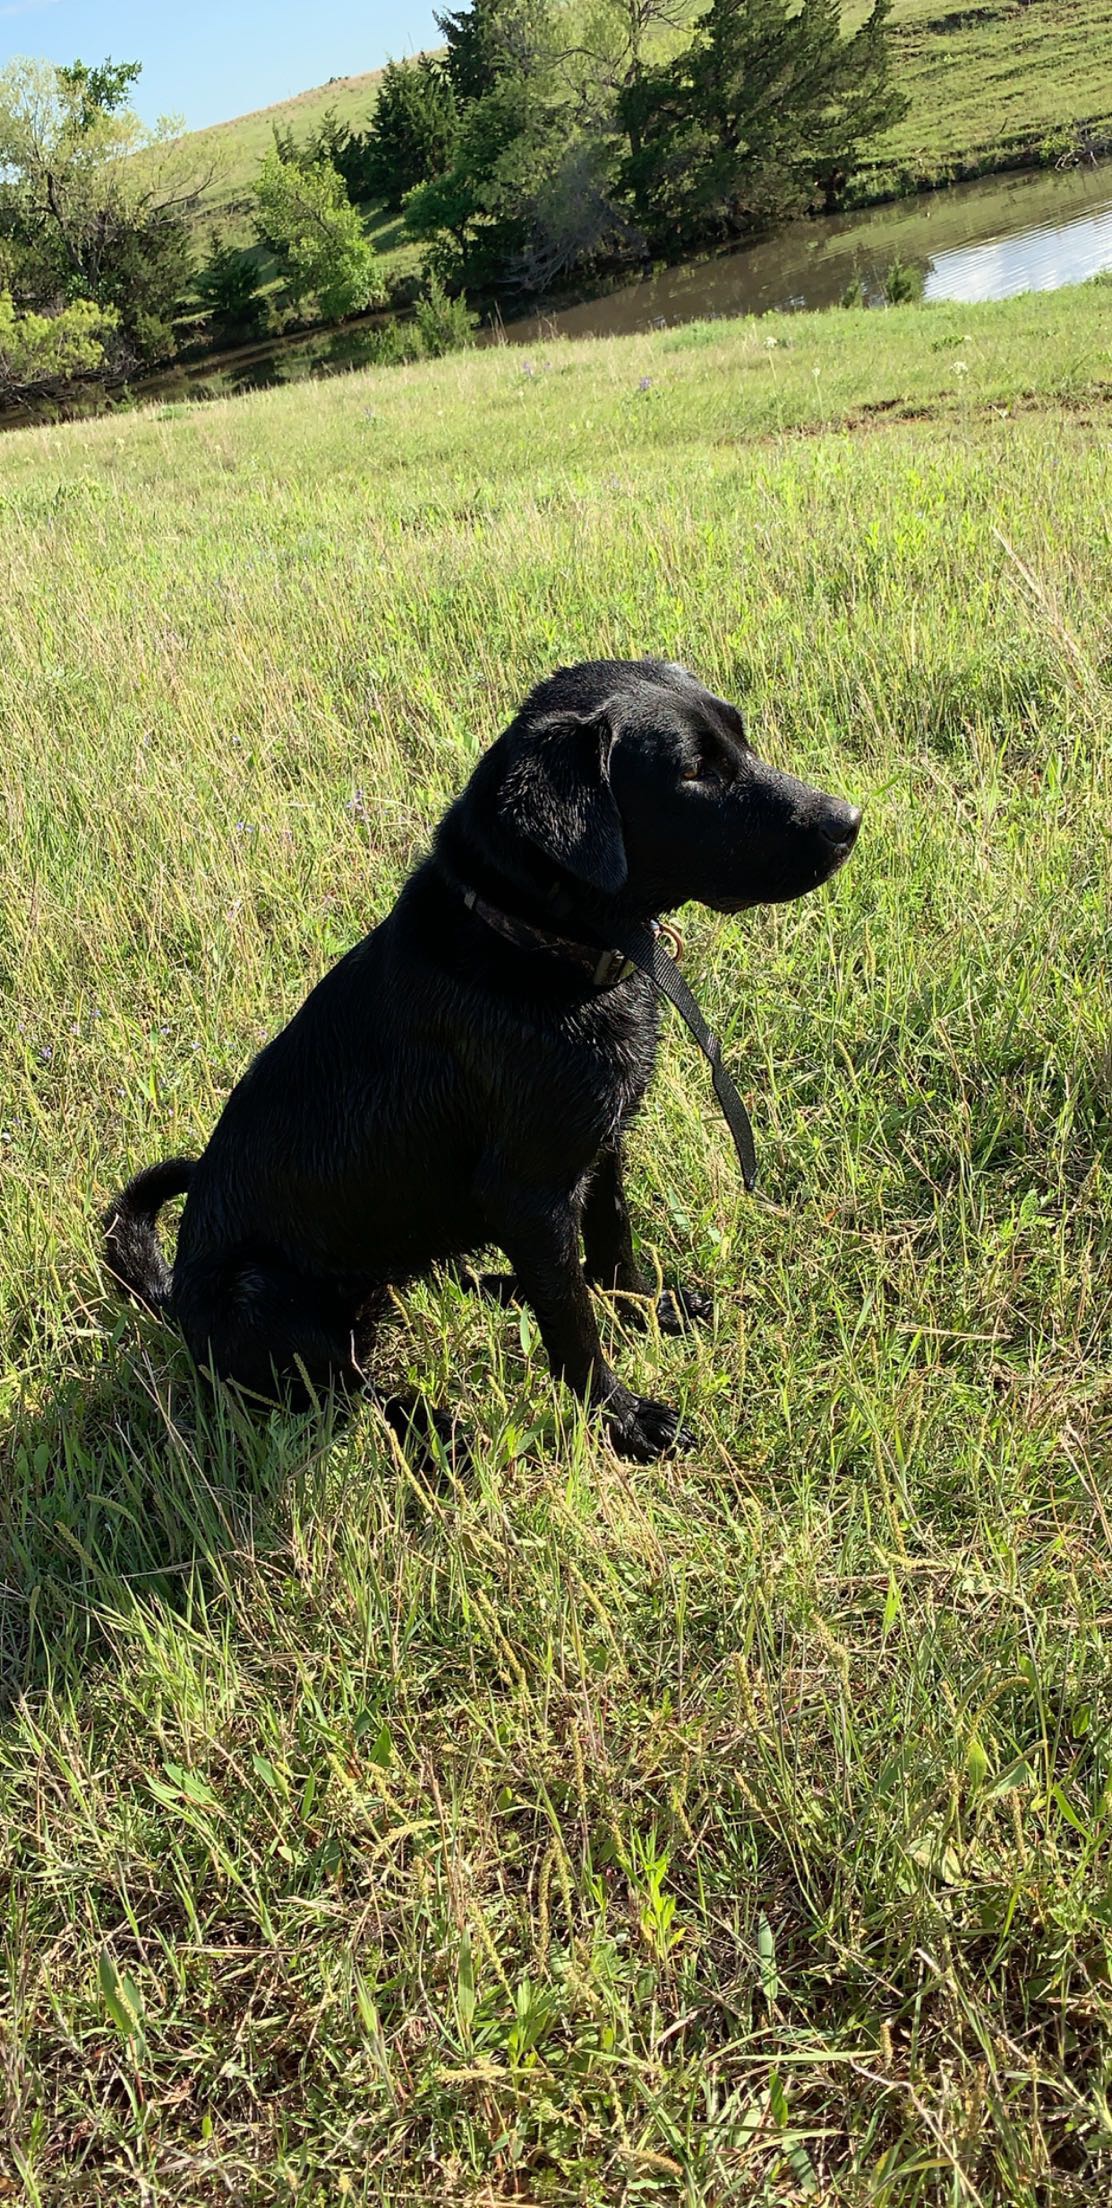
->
104 658 860 1460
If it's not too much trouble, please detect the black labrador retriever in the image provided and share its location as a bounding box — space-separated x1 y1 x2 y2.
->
104 658 860 1459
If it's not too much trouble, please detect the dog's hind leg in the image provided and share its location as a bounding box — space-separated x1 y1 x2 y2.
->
183 1268 463 1466
378 1393 465 1469
178 1262 381 1407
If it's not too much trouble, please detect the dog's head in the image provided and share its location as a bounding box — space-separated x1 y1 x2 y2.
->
448 658 861 924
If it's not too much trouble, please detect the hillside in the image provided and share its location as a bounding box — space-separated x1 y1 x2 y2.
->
858 0 1112 194
180 0 1112 242
185 66 387 213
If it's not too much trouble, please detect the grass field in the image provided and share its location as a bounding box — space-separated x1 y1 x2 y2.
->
2 282 1112 2201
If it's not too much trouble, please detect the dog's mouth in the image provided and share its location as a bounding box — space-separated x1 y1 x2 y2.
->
711 859 852 916
741 814 864 908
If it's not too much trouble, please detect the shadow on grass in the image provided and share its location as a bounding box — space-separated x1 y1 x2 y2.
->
0 1310 384 1714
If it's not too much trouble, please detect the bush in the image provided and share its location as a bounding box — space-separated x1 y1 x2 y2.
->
195 234 267 342
254 150 386 324
364 321 426 366
414 272 479 356
0 290 118 409
883 256 924 305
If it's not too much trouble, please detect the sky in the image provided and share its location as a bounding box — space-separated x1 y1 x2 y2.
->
0 2 443 132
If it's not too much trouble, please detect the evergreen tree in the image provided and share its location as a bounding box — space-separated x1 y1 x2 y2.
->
436 0 554 105
620 0 907 250
364 58 459 211
406 0 563 289
195 233 266 341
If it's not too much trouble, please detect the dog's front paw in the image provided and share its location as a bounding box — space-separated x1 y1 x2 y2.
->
655 1284 714 1333
603 1387 697 1462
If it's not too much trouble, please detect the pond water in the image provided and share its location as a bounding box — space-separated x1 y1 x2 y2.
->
505 158 1112 344
89 156 1112 413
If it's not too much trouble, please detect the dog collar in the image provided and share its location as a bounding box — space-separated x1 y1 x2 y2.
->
462 887 643 989
460 887 756 1190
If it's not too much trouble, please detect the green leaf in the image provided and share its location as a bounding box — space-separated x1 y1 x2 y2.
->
98 1950 147 2058
882 1571 902 1636
368 1721 393 1769
756 1910 780 2003
982 1755 1036 1801
252 1753 286 1797
456 1929 476 2044
1050 1782 1090 1839
162 1760 219 1809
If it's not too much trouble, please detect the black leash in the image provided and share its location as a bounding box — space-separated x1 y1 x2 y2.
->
459 883 758 1193
610 921 758 1194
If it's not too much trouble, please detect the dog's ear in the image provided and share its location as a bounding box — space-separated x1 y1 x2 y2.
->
502 700 628 896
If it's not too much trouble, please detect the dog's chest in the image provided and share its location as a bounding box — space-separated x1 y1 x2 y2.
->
554 982 659 1148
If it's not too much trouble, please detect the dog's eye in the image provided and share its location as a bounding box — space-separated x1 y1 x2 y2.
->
681 757 726 788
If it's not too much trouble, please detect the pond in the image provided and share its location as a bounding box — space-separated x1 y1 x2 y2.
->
505 158 1112 344
75 156 1112 414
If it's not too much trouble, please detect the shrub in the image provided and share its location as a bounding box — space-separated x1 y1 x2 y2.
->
414 272 479 356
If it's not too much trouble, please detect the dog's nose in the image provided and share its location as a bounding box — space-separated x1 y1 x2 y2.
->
817 802 862 853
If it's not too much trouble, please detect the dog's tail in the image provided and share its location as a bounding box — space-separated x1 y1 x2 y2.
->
102 1157 195 1313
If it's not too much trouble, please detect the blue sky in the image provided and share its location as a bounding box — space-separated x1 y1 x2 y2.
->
0 2 443 132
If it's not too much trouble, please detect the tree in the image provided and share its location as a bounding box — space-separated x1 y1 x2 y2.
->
195 232 267 342
0 57 208 363
254 149 386 321
619 0 908 250
437 0 556 104
406 0 576 289
554 0 688 131
363 58 459 211
55 57 142 129
403 73 556 290
271 104 378 201
0 288 116 410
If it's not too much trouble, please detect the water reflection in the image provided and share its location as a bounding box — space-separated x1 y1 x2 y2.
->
505 161 1112 344
923 184 1112 302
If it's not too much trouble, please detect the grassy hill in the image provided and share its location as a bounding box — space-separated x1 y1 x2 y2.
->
1 279 1110 2201
180 0 1112 248
857 0 1112 194
185 66 387 213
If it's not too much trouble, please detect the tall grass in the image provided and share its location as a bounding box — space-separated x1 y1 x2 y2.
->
1 286 1110 2202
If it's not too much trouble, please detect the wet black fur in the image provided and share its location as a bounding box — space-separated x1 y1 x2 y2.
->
104 658 860 1459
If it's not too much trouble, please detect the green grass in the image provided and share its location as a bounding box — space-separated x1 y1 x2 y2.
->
855 0 1112 197
2 283 1111 2202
